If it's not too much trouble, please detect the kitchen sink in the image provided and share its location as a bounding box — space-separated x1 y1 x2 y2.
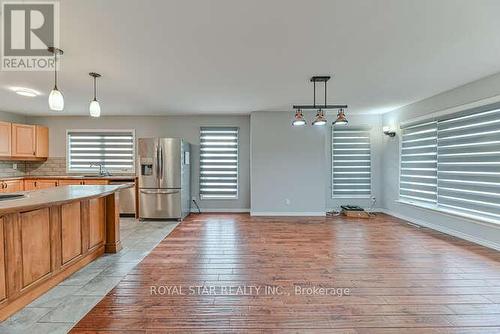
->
0 194 26 201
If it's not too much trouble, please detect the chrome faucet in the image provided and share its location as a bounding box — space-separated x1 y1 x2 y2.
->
90 162 111 176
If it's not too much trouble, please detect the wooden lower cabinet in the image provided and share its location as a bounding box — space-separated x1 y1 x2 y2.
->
58 180 84 185
0 196 112 320
24 179 58 190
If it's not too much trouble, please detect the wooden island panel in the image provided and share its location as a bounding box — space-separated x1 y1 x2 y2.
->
0 185 126 321
0 218 5 302
89 198 105 249
61 202 82 264
20 209 51 288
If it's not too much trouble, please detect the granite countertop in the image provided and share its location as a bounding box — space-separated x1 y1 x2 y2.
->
0 184 131 215
0 175 136 181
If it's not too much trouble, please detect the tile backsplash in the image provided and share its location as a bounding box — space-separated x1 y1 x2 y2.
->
25 157 67 176
0 161 26 177
0 157 67 178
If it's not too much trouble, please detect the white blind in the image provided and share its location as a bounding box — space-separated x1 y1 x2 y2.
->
332 126 371 198
199 127 239 199
67 130 135 173
437 107 500 222
400 121 438 204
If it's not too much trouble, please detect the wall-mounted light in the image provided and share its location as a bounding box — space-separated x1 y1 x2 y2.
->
383 126 396 137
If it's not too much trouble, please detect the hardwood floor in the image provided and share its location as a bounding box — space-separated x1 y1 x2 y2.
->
72 213 500 333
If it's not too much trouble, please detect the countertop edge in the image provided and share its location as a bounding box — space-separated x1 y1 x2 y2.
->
0 184 132 216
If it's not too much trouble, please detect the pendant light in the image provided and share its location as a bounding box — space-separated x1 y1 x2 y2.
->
312 109 327 126
47 47 64 111
292 109 306 126
89 72 101 117
333 108 348 125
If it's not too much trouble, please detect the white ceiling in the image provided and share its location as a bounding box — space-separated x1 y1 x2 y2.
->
1 0 500 116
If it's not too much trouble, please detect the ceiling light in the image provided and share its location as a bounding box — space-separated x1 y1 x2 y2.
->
89 72 102 117
292 109 306 126
333 108 348 125
11 87 40 97
292 76 348 126
47 47 64 111
312 109 327 126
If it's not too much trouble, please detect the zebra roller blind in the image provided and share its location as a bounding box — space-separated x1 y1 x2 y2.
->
400 121 438 204
332 126 371 197
437 107 500 222
199 127 239 199
67 130 135 173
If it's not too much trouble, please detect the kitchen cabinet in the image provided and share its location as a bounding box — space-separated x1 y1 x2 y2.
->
35 125 49 158
83 180 109 185
11 124 36 157
24 179 58 190
0 122 12 157
0 122 48 160
58 180 84 186
0 180 23 193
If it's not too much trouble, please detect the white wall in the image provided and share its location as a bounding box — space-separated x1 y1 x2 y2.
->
325 114 383 212
381 72 500 250
27 115 251 212
250 111 326 215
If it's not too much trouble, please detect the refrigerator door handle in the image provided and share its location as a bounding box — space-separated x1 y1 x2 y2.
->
160 144 164 180
155 144 160 180
140 189 180 195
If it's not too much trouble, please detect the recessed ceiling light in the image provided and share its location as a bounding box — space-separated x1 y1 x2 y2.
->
10 87 41 97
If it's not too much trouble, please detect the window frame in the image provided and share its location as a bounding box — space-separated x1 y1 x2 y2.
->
199 126 239 200
66 129 136 174
398 103 500 225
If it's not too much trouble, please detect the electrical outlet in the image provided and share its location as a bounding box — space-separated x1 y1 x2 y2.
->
192 196 197 201
284 198 291 206
12 163 17 170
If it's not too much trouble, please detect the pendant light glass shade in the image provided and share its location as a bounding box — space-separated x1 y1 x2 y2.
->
89 99 101 117
312 109 327 126
333 108 348 125
47 47 64 111
48 87 64 111
89 72 102 117
292 110 306 126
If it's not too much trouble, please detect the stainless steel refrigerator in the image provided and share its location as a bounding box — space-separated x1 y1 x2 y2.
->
138 138 191 220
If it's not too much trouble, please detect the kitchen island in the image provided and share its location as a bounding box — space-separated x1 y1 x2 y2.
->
0 185 126 320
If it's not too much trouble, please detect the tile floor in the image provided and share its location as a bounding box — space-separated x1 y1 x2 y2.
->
0 218 179 334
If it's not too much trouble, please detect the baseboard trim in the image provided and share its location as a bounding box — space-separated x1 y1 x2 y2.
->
380 209 500 252
190 208 250 213
250 211 326 217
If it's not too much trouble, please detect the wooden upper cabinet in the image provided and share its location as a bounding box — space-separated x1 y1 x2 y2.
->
11 123 36 157
0 122 12 157
35 125 49 158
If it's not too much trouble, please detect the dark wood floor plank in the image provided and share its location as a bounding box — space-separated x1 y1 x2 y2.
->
72 213 500 332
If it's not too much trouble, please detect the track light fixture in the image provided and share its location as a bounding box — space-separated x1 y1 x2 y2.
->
292 76 348 127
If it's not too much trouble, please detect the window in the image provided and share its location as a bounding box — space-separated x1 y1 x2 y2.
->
400 103 500 223
400 121 438 204
199 127 239 199
332 126 371 198
67 130 135 173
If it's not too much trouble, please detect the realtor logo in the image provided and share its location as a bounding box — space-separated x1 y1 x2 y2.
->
1 1 60 71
